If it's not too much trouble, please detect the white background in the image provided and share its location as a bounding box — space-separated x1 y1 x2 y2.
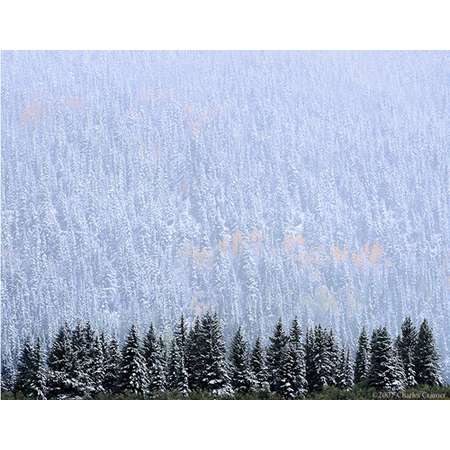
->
1 1 449 449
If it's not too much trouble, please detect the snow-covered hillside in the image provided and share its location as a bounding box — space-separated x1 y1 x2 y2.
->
1 51 449 378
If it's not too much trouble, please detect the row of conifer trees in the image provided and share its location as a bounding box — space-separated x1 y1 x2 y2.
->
1 313 443 399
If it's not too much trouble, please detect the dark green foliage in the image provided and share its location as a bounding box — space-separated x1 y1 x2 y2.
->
14 338 47 399
103 337 121 394
398 317 418 387
1 360 15 392
120 325 148 396
286 318 307 398
229 327 253 394
336 348 353 391
267 319 292 398
414 319 442 386
250 337 269 392
167 338 189 396
368 327 403 392
6 314 446 400
197 312 232 396
143 325 166 396
354 327 370 384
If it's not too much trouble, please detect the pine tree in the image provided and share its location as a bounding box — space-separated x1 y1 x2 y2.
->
103 337 121 394
143 325 166 396
186 317 202 391
368 327 403 392
198 312 232 396
398 317 418 388
354 327 370 384
250 337 269 392
120 325 148 396
310 325 334 391
267 319 292 397
47 323 77 398
304 328 316 391
336 348 353 390
14 338 47 399
1 360 15 392
229 327 253 394
414 319 443 386
167 338 189 396
286 318 307 398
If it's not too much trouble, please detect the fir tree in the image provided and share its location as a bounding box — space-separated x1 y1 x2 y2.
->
368 327 403 392
142 325 166 396
414 319 443 386
14 338 47 399
198 312 232 396
186 317 202 391
354 327 370 384
103 337 121 394
267 319 292 398
250 337 269 392
398 317 418 388
304 328 316 391
120 325 148 396
310 325 334 391
325 329 339 386
1 360 15 392
167 338 189 396
286 318 307 398
229 327 253 394
47 323 77 398
336 348 353 390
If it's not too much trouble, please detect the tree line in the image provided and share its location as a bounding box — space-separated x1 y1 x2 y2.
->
1 314 444 399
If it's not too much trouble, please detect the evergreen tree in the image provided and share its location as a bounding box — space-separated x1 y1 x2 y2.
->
310 325 334 391
414 319 443 386
14 338 47 399
120 325 148 396
267 319 292 398
142 325 166 396
398 317 418 388
167 338 189 396
336 348 353 390
198 312 232 396
286 318 307 398
186 317 202 391
103 337 121 394
368 327 403 392
250 337 269 392
354 327 370 384
229 327 253 394
47 323 77 398
325 329 339 386
1 360 15 392
304 328 316 391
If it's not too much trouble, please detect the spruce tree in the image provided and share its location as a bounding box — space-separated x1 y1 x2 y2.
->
120 325 148 396
14 338 47 399
186 317 202 391
310 325 333 391
397 317 418 387
325 329 339 386
229 327 253 394
47 323 77 398
198 312 232 396
368 327 403 392
354 327 370 384
1 360 15 393
286 318 307 398
414 319 442 386
167 338 189 396
103 337 121 394
143 324 166 396
250 337 269 392
304 328 316 391
336 348 353 390
267 319 292 398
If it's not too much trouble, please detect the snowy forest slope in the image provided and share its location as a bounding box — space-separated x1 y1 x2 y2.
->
1 51 449 378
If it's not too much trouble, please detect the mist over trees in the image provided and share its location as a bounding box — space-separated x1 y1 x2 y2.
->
1 51 449 380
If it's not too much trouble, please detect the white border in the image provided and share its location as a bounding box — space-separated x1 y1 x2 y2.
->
1 0 450 49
